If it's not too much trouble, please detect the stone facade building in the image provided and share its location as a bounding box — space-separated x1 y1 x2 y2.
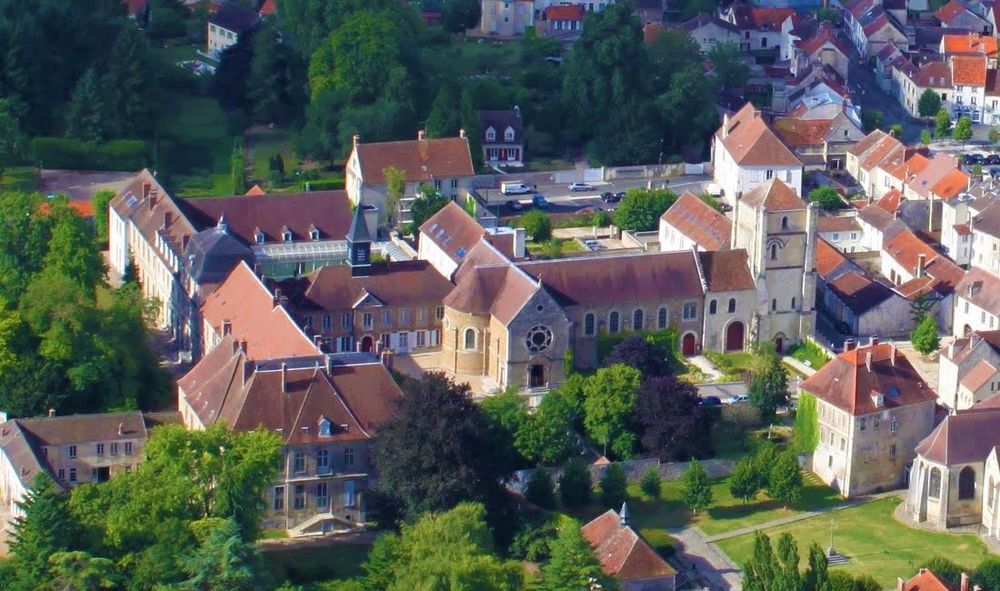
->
802 341 937 497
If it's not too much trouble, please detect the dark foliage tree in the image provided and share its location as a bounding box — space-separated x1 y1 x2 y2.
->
974 556 1000 591
101 21 157 139
775 533 800 591
768 451 804 508
707 41 749 90
524 467 557 510
276 0 411 57
0 98 24 175
559 458 593 509
425 85 462 138
803 542 830 591
598 463 628 509
481 388 529 473
248 19 307 125
408 187 451 235
65 68 111 144
635 375 714 461
213 27 257 115
604 335 667 377
375 372 512 516
747 349 788 420
7 474 81 590
441 0 481 33
515 390 577 466
180 518 273 590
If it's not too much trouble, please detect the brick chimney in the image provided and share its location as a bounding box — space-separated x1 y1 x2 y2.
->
917 253 926 278
352 134 360 148
273 287 283 307
459 128 466 139
117 422 124 437
281 362 288 393
870 336 879 347
163 211 172 228
48 408 55 418
222 319 232 336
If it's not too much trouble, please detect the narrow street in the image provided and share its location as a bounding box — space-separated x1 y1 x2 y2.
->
847 58 923 143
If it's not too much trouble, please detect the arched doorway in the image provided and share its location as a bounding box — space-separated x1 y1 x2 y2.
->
360 336 373 353
726 322 745 352
682 333 697 356
775 334 784 354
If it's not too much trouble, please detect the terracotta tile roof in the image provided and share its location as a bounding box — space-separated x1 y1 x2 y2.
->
698 249 756 292
740 179 807 211
874 188 903 213
245 184 266 196
946 329 1000 364
961 358 999 392
911 61 952 88
942 33 998 56
957 266 1000 314
883 228 939 273
858 135 905 172
15 411 148 446
888 153 930 182
581 510 677 582
795 22 851 56
816 238 851 279
955 223 972 236
660 192 732 251
951 54 988 86
355 136 473 185
122 0 146 16
419 201 491 265
818 215 861 233
973 200 1000 238
717 103 802 167
800 343 936 416
259 0 276 15
936 0 975 25
915 408 1000 465
729 5 797 30
454 238 514 283
177 190 353 245
444 264 540 325
643 22 665 44
902 569 959 591
545 4 585 20
931 168 971 200
0 420 49 490
179 337 402 444
518 251 704 307
291 260 454 312
827 271 895 314
201 261 319 361
858 203 901 234
773 117 836 147
109 170 196 271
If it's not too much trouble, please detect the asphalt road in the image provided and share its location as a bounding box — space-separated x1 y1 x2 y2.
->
479 174 712 217
696 375 801 401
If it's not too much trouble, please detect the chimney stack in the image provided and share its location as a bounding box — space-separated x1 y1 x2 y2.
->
281 362 288 393
897 578 905 591
48 408 55 418
459 128 466 139
352 134 360 148
866 351 873 372
870 336 879 347
917 253 926 278
844 339 856 351
417 129 426 141
222 319 232 336
118 422 124 437
273 287 283 307
163 211 172 228
961 573 969 591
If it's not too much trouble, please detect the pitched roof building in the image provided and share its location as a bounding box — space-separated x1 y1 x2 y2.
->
581 505 677 589
659 192 732 252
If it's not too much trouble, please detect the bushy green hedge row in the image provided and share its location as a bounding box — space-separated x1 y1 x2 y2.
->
32 137 148 171
301 178 344 191
793 392 819 453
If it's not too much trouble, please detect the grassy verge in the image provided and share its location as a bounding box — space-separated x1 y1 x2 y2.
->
263 542 370 585
526 238 586 259
715 496 991 589
157 93 233 198
786 341 830 370
705 351 755 381
1 166 39 191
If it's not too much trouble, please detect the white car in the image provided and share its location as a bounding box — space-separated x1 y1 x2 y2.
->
568 182 594 192
724 394 749 405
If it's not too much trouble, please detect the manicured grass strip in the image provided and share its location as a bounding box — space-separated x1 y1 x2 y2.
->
715 496 990 590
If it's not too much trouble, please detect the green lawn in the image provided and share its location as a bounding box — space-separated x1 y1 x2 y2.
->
1 166 39 191
715 497 992 589
705 351 756 381
263 542 370 585
624 473 843 538
526 238 586 259
787 341 830 370
157 92 233 197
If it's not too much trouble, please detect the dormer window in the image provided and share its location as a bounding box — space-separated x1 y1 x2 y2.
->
282 227 292 242
254 229 265 244
309 225 320 241
504 126 515 142
486 126 496 142
318 417 331 437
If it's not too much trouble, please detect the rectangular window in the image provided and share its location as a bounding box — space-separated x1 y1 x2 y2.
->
416 331 426 347
344 447 355 466
435 306 444 320
345 480 356 507
839 437 845 451
382 310 392 327
317 450 330 472
338 336 352 352
69 468 77 483
434 180 442 190
859 417 866 431
832 233 840 242
110 442 118 456
381 333 390 349
658 307 668 329
322 314 332 331
341 313 351 329
400 332 409 348
889 444 897 458
293 452 306 474
430 330 440 346
68 445 77 459
399 309 410 326
873 415 881 429
683 302 697 320
766 169 774 180
316 482 328 509
124 441 132 456
294 485 306 510
416 308 427 325
57 468 65 481
96 443 104 456
273 486 285 511
450 179 458 189
890 417 899 432
362 313 373 329
850 232 858 240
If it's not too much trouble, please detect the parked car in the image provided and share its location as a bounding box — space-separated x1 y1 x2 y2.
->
985 154 1000 165
701 396 723 406
501 181 532 195
719 203 733 213
724 394 749 405
965 153 985 165
568 182 594 192
602 191 622 203
532 194 550 209
990 167 1000 178
505 199 523 211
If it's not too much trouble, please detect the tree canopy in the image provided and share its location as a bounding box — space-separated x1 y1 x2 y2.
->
613 188 677 232
635 375 714 461
807 186 843 211
583 364 642 459
918 88 942 118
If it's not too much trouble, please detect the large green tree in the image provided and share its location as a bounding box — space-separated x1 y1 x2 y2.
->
613 188 677 232
583 364 642 458
180 518 272 590
374 373 512 517
425 85 462 139
408 187 451 235
807 186 843 211
954 115 974 143
538 523 617 591
7 474 81 590
248 19 307 125
0 98 23 175
768 451 804 508
101 21 157 139
65 68 111 144
708 41 749 90
481 388 530 473
918 88 942 118
515 389 577 465
680 459 713 514
441 0 481 33
747 349 788 420
910 313 940 355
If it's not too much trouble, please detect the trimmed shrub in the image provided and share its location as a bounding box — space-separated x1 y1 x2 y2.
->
32 138 148 171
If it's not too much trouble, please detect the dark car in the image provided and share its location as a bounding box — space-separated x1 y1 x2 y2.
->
532 194 550 209
700 396 722 406
602 192 622 203
505 199 523 211
986 154 1000 165
965 153 985 165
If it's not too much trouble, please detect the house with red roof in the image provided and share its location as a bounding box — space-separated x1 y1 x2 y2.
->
719 1 798 59
792 21 852 80
896 568 977 591
658 191 732 252
801 339 937 497
581 505 677 591
540 4 586 39
844 0 907 58
712 103 804 205
936 0 992 35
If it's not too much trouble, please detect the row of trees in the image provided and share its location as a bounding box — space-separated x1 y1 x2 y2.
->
1 425 282 590
0 191 169 416
744 531 880 591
